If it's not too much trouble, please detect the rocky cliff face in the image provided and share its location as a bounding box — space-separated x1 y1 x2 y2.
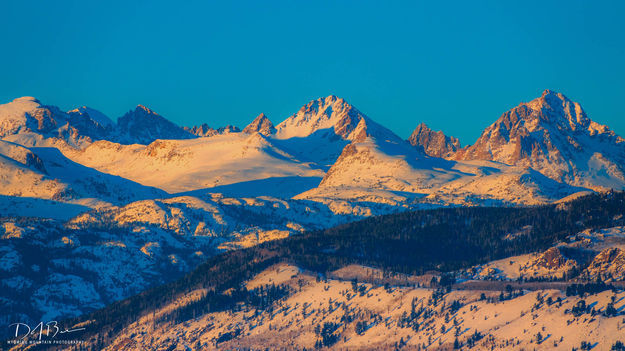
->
408 123 461 158
242 113 275 136
0 97 109 145
275 95 399 143
453 90 625 190
184 124 240 137
116 105 195 144
517 247 579 279
583 247 625 281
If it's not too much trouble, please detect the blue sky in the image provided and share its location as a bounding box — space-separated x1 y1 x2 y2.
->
1 0 624 144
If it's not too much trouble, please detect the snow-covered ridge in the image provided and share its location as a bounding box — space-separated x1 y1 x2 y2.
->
62 133 324 194
1 91 621 208
299 137 585 206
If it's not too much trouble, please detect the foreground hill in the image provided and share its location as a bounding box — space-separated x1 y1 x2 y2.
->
101 263 625 350
0 193 360 328
11 191 625 349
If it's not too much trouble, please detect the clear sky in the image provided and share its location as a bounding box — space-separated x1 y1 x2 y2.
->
1 0 624 145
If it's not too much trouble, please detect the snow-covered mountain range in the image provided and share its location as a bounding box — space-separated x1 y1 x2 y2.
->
2 91 620 204
1 90 624 326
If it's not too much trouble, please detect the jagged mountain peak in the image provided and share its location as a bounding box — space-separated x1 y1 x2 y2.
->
298 95 350 115
537 89 575 104
184 123 214 137
540 88 563 99
302 94 343 108
0 97 201 146
0 97 117 147
116 105 194 145
408 123 461 158
184 124 240 137
519 89 592 132
464 89 615 149
134 104 158 116
275 95 364 140
454 90 625 190
118 104 164 125
242 113 275 136
275 95 400 143
68 106 114 128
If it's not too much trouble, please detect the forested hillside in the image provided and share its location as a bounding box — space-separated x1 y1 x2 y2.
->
11 191 625 349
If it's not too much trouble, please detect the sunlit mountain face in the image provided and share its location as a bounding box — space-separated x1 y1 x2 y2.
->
2 91 625 350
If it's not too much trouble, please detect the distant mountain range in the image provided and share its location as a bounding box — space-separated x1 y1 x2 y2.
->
1 90 622 223
2 91 622 198
1 90 624 327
